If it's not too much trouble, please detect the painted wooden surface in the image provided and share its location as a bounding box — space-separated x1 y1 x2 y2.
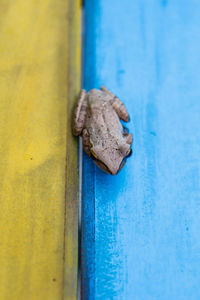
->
0 1 81 299
82 1 200 299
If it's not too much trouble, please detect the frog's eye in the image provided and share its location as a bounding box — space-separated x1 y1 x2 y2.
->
126 148 132 157
90 149 98 159
119 144 131 157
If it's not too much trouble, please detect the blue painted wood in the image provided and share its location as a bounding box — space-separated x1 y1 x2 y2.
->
81 1 200 299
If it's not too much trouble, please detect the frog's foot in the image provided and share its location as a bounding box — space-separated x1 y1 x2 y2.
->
125 133 133 145
100 86 129 122
123 127 132 145
82 128 91 157
73 89 88 136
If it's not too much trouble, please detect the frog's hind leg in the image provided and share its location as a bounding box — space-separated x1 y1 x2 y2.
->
73 89 88 136
101 86 129 122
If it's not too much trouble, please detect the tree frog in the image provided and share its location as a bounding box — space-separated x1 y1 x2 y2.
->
72 87 132 175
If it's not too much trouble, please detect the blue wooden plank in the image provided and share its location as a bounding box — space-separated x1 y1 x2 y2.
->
81 1 200 299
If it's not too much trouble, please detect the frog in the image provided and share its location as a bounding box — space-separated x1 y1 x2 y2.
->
72 86 133 175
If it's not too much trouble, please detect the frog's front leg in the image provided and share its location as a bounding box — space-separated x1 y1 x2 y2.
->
82 128 91 157
101 86 129 122
125 133 133 145
73 89 88 136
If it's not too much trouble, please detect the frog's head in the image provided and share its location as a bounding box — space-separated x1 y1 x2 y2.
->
90 144 132 175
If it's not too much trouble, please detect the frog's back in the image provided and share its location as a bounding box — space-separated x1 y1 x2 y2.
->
87 88 119 120
87 88 107 107
86 88 123 138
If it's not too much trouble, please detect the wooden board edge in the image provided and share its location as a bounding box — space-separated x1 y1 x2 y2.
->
63 0 82 299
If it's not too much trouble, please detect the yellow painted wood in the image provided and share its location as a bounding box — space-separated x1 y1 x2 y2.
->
0 1 81 299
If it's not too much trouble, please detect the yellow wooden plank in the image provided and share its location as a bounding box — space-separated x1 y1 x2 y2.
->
0 1 81 299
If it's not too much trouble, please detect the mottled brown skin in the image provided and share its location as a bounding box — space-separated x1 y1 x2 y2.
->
73 87 132 175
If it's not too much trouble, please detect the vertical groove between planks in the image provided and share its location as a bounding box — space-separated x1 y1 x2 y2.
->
64 0 81 299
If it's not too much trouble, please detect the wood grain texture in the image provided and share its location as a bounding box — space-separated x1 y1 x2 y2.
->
0 1 81 299
82 1 200 299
